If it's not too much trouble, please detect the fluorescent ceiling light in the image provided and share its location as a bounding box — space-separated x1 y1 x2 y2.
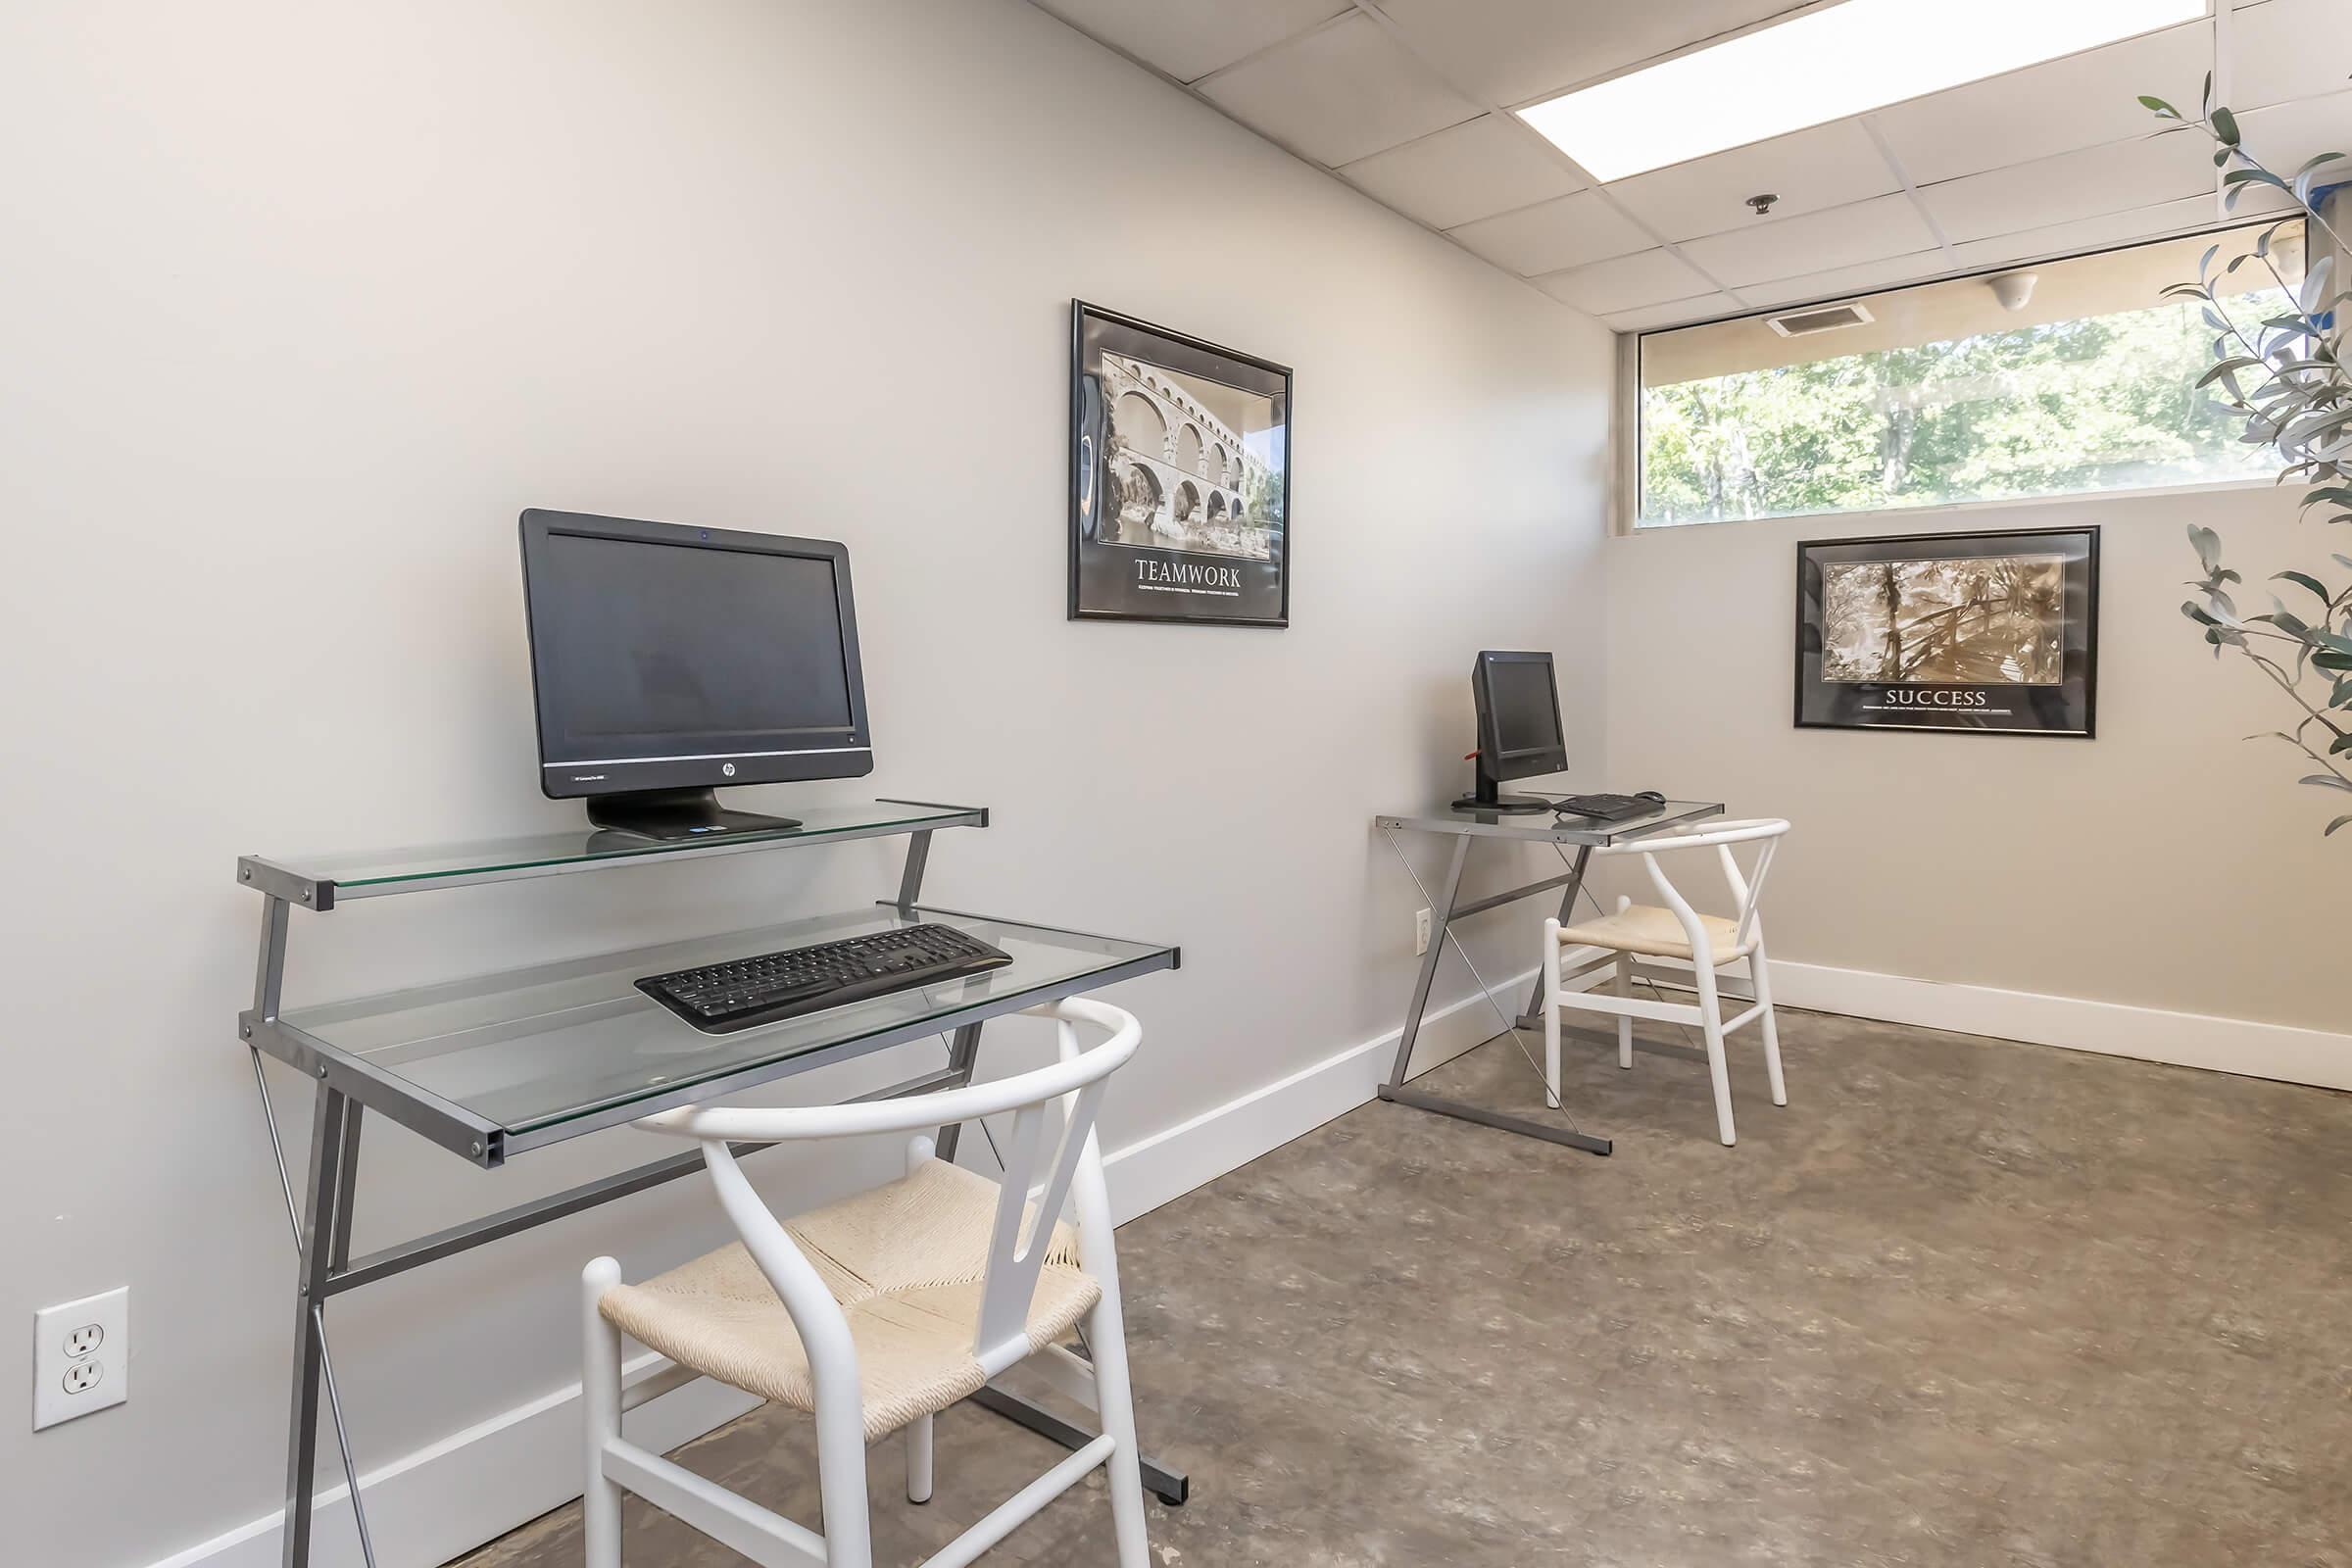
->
1517 0 2207 183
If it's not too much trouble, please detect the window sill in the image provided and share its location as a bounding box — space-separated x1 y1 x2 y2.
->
1619 473 2285 539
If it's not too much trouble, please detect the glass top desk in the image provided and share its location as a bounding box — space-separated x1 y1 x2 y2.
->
1371 798 1723 1155
236 800 1187 1567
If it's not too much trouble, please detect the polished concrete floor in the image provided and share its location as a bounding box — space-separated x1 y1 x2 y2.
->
461 1008 2352 1567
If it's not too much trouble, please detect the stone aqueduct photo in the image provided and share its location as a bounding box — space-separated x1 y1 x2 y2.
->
1100 353 1282 561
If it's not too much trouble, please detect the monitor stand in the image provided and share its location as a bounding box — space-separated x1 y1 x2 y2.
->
585 788 803 842
1450 776 1552 814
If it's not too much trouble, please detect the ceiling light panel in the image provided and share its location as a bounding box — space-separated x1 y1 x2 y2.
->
1517 0 2209 182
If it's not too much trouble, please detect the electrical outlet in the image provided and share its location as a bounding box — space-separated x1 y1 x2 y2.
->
33 1287 126 1431
1414 907 1432 956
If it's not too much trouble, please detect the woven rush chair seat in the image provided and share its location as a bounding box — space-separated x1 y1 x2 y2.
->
1555 904 1753 962
600 1158 1100 1444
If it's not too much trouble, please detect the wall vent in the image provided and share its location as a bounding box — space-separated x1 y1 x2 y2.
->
1765 302 1875 338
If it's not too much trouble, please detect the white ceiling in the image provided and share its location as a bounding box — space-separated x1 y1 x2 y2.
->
1027 0 2352 330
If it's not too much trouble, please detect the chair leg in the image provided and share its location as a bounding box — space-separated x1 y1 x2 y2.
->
1692 965 1737 1147
1614 953 1633 1070
1750 944 1787 1107
901 1135 939 1506
811 1368 874 1568
581 1257 624 1568
905 1414 933 1505
1084 1280 1153 1568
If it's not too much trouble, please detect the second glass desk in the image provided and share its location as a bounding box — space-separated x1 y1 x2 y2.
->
1372 799 1724 1152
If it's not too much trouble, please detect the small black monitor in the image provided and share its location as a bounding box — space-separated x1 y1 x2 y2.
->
1457 650 1566 813
519 510 872 840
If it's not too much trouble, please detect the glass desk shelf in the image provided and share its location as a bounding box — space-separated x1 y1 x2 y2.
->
246 904 1178 1165
237 798 984 907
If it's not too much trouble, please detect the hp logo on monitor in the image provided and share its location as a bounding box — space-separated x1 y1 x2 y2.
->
721 762 736 776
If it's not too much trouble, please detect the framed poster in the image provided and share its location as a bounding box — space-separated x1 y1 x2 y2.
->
1069 300 1291 626
1794 525 2099 736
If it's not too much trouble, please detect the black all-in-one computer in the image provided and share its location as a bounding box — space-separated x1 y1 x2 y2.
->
1455 650 1661 821
520 508 876 842
518 509 1009 1033
1456 650 1570 813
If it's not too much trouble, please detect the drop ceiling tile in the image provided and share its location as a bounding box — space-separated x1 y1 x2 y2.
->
1195 12 1482 167
1680 192 1937 288
1339 115 1585 230
1445 189 1652 275
1532 248 1713 314
1609 121 1899 242
1871 23 2213 186
1028 0 1351 84
2234 92 2352 188
1943 194 2225 270
1377 0 1805 114
1738 250 1956 309
1602 293 1740 332
1916 132 2215 244
2233 0 2352 109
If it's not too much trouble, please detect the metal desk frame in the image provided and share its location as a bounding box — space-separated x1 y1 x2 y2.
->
1372 801 1725 1154
239 803 1188 1568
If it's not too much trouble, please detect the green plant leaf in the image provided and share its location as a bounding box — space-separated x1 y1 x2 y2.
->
2138 93 2180 118
2300 773 2352 792
2278 571 2335 606
2188 522 2222 573
2301 255 2336 317
2212 105 2240 145
2326 814 2352 836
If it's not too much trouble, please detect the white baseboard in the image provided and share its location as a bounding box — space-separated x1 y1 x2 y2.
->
150 1354 760 1568
1101 966 1538 1223
146 969 1531 1568
1765 958 2352 1092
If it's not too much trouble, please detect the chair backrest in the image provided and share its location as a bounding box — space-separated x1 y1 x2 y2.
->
635 997 1140 1372
1597 818 1788 954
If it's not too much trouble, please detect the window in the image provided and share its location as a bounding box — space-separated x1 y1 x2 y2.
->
1634 220 2307 528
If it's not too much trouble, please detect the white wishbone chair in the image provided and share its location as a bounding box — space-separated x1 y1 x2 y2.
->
580 997 1151 1568
1541 819 1789 1147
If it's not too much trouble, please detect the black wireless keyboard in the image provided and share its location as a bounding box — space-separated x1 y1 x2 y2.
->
636 923 1013 1035
1552 792 1661 822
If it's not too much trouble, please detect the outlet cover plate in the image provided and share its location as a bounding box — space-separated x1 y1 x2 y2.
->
34 1287 127 1431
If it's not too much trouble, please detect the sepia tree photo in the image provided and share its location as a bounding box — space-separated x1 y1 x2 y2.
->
1820 554 2067 684
1795 526 2097 736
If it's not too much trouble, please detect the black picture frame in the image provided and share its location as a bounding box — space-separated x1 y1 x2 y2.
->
1793 525 2100 737
1069 300 1292 627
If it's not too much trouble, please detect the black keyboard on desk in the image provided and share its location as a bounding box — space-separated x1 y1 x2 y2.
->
1552 791 1663 822
636 923 1013 1035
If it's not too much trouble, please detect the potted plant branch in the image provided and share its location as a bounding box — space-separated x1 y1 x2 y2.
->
2145 76 2352 831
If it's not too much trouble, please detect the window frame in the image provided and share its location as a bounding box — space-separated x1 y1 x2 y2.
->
1614 220 2299 538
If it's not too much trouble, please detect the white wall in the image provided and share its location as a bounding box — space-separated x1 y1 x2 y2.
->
0 3 1615 1564
1606 482 2341 1040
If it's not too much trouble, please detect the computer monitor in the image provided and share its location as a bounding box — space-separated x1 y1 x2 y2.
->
518 509 872 840
1456 650 1566 813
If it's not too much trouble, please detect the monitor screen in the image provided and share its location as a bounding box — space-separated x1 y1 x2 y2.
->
534 533 852 744
1488 657 1562 759
520 511 871 799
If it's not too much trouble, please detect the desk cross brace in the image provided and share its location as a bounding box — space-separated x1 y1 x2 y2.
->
1373 829 1613 1156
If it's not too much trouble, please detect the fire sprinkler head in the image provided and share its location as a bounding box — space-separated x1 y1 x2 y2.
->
1746 193 1779 216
